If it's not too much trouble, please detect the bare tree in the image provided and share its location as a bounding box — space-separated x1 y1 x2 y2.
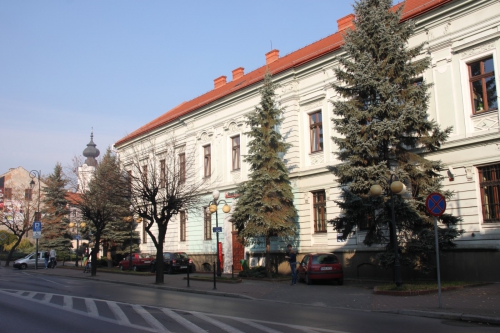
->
74 148 130 276
123 138 209 284
1 184 42 266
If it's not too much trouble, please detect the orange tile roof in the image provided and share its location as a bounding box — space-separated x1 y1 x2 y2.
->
115 0 455 147
66 191 81 205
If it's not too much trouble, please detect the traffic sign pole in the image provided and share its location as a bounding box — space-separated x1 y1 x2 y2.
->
426 193 446 309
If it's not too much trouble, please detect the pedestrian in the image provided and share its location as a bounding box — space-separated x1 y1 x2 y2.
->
44 250 50 269
49 248 56 269
285 244 297 285
82 253 90 273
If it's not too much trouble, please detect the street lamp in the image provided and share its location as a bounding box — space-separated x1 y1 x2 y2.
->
68 221 86 266
369 174 406 287
29 170 41 270
206 190 231 277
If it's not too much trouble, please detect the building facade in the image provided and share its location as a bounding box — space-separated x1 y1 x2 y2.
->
115 0 500 280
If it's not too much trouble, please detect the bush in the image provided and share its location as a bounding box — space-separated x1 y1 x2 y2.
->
238 266 269 278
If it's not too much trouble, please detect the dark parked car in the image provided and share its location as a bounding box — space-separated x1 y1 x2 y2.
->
150 252 193 274
297 253 343 285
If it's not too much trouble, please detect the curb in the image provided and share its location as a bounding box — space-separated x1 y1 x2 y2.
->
374 309 500 325
29 270 256 300
373 283 493 296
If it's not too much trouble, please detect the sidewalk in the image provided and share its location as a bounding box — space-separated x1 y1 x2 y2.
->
12 263 500 325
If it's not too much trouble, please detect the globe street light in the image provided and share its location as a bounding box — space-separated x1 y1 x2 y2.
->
29 170 41 270
369 174 406 287
68 221 86 266
207 190 231 277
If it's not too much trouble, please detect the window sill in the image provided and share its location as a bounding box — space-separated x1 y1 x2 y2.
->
309 150 323 156
471 109 498 118
231 168 241 172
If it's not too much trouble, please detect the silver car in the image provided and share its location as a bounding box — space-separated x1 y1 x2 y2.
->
13 251 47 269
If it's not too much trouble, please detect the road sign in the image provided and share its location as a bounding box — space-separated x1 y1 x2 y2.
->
74 235 81 240
33 221 42 232
213 227 222 233
33 231 41 239
426 192 446 217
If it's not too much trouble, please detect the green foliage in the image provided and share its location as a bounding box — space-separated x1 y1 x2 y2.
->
39 163 72 253
0 231 17 250
231 72 297 276
4 238 34 251
327 0 462 273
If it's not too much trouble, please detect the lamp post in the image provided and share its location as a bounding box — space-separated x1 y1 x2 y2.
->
29 170 41 270
206 190 231 277
369 174 406 287
68 221 86 266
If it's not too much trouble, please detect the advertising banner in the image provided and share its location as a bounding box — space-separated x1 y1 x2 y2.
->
218 242 223 272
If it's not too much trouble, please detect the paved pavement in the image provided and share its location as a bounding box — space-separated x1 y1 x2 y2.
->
4 262 500 326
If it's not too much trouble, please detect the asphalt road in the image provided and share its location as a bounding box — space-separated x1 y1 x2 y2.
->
0 267 497 333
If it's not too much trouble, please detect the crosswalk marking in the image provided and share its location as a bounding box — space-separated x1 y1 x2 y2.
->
107 301 130 326
161 308 206 333
133 305 171 333
85 298 99 318
0 289 348 333
192 311 246 333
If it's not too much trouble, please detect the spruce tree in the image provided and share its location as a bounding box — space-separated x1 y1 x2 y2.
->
327 0 462 273
232 72 297 278
40 163 72 254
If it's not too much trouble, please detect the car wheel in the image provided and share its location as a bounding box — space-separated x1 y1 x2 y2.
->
21 263 27 270
337 278 344 286
133 266 138 272
119 265 124 271
306 273 313 285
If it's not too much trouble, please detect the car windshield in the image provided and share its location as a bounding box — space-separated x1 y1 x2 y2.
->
138 253 151 259
173 253 189 259
312 254 338 264
24 253 34 258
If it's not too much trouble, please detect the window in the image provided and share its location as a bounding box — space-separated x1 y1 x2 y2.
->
312 190 327 232
25 189 32 201
4 188 12 200
204 145 211 178
478 164 500 223
358 212 373 231
142 165 148 184
232 136 240 170
160 159 166 188
310 111 323 153
204 207 212 240
179 153 186 183
469 57 497 114
180 211 186 241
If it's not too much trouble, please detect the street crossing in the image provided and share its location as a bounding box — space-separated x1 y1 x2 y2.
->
0 289 349 333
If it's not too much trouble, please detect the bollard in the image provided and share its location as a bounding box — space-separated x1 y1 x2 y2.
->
232 264 234 279
187 265 190 287
213 261 217 290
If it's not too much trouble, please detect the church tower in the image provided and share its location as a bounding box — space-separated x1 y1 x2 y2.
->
78 132 100 192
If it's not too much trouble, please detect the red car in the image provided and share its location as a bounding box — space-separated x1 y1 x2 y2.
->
297 253 343 285
119 253 153 271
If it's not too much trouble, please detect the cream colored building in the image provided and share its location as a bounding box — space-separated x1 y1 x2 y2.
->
116 0 500 280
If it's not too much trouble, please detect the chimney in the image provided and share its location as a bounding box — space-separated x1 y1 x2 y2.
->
265 49 279 65
337 14 355 32
214 75 227 89
232 67 244 81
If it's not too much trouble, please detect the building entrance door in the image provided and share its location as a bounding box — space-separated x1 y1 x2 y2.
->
232 231 244 271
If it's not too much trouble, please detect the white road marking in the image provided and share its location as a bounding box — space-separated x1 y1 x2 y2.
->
63 296 73 310
161 308 206 333
107 301 131 325
133 305 171 333
192 312 245 333
232 317 284 333
84 298 99 318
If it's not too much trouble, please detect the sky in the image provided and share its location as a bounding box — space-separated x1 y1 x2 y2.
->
1 0 362 177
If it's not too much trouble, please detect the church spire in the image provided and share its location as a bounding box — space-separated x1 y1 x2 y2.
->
83 131 100 167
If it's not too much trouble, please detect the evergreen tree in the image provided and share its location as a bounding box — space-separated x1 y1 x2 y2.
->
40 163 72 254
232 72 297 278
101 218 140 266
76 148 131 276
327 0 462 273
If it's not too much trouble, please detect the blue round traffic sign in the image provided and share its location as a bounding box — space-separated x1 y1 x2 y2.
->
426 192 446 217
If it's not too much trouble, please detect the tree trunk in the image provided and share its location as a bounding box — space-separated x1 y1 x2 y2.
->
91 234 100 277
5 237 23 267
265 235 271 278
155 225 166 284
106 243 113 267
